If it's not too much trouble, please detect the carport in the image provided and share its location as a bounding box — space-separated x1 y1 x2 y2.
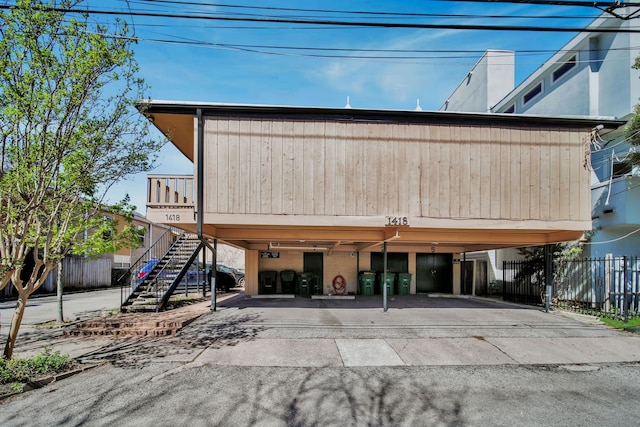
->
139 101 622 307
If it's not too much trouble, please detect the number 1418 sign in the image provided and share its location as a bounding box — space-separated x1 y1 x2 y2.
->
386 216 409 226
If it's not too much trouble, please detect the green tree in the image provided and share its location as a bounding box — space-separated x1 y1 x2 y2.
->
626 57 640 157
0 0 163 358
515 242 584 304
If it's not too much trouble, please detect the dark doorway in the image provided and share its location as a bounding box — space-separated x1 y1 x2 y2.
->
370 252 408 273
416 254 453 293
303 252 323 289
475 261 488 296
461 260 474 295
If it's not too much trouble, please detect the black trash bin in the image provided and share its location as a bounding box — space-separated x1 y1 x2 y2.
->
297 272 314 297
259 270 277 294
311 274 323 295
280 270 296 294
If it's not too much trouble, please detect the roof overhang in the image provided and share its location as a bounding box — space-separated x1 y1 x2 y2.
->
137 100 625 163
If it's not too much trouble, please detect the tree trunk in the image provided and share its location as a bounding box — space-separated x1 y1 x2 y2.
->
4 291 28 359
56 260 64 324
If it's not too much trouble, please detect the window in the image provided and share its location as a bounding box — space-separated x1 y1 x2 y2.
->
504 104 515 114
612 162 632 179
523 82 542 105
137 225 147 248
552 56 577 82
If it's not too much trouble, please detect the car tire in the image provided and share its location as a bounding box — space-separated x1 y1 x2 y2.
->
238 277 245 287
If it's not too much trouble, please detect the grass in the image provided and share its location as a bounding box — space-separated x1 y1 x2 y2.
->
599 316 640 330
0 348 75 394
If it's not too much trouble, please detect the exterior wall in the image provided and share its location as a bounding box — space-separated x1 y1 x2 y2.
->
441 50 515 113
112 216 172 268
491 11 640 117
243 250 456 296
324 252 358 295
202 117 591 226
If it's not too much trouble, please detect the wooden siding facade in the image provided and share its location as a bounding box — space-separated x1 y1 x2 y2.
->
201 117 590 228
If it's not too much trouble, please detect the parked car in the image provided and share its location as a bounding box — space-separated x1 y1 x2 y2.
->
232 267 245 287
137 258 160 284
138 259 229 290
214 269 236 292
138 259 199 282
217 263 244 287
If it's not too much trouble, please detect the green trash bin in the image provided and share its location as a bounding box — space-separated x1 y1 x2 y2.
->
397 273 412 295
358 272 375 296
377 272 395 296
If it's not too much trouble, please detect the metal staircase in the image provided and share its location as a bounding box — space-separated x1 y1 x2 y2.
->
120 232 205 312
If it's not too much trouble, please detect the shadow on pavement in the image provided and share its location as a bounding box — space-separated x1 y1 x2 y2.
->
219 294 529 310
173 366 468 426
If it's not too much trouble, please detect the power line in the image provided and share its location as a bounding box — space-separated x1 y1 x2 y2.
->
130 0 606 20
2 4 639 33
452 0 640 19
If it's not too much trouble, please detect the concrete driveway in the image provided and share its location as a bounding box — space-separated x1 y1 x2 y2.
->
179 294 640 368
5 291 640 367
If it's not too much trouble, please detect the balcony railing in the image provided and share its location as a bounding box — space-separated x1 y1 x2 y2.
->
147 175 194 208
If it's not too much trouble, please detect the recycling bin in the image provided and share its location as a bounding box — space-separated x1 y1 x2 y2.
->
259 270 277 294
377 272 395 296
280 270 296 294
397 273 412 295
358 272 375 296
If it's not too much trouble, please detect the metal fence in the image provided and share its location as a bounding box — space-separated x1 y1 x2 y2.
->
504 256 640 319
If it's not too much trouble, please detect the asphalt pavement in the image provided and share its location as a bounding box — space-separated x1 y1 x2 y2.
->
3 290 640 426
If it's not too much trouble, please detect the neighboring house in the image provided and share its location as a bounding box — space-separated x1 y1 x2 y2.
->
110 212 173 269
138 101 619 297
441 6 640 288
1 211 172 297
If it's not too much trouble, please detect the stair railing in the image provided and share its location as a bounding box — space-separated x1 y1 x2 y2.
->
118 228 182 310
143 235 202 311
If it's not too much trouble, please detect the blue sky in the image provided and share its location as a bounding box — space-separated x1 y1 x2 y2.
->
81 0 607 212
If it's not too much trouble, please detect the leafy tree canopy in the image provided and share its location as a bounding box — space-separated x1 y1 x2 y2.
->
626 57 640 161
0 0 164 357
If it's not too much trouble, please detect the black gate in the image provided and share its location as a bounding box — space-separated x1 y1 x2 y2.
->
504 256 640 318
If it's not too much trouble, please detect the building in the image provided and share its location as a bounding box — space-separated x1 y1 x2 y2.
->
440 7 640 287
138 101 620 298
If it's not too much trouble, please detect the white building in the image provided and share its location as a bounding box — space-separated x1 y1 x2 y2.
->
442 6 640 286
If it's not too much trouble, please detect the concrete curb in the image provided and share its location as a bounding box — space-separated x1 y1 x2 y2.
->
0 363 103 401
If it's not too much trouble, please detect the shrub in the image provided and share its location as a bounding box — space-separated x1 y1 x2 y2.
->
0 348 75 384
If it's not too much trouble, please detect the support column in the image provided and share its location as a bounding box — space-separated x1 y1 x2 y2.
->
383 242 388 312
211 239 217 311
544 244 553 313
